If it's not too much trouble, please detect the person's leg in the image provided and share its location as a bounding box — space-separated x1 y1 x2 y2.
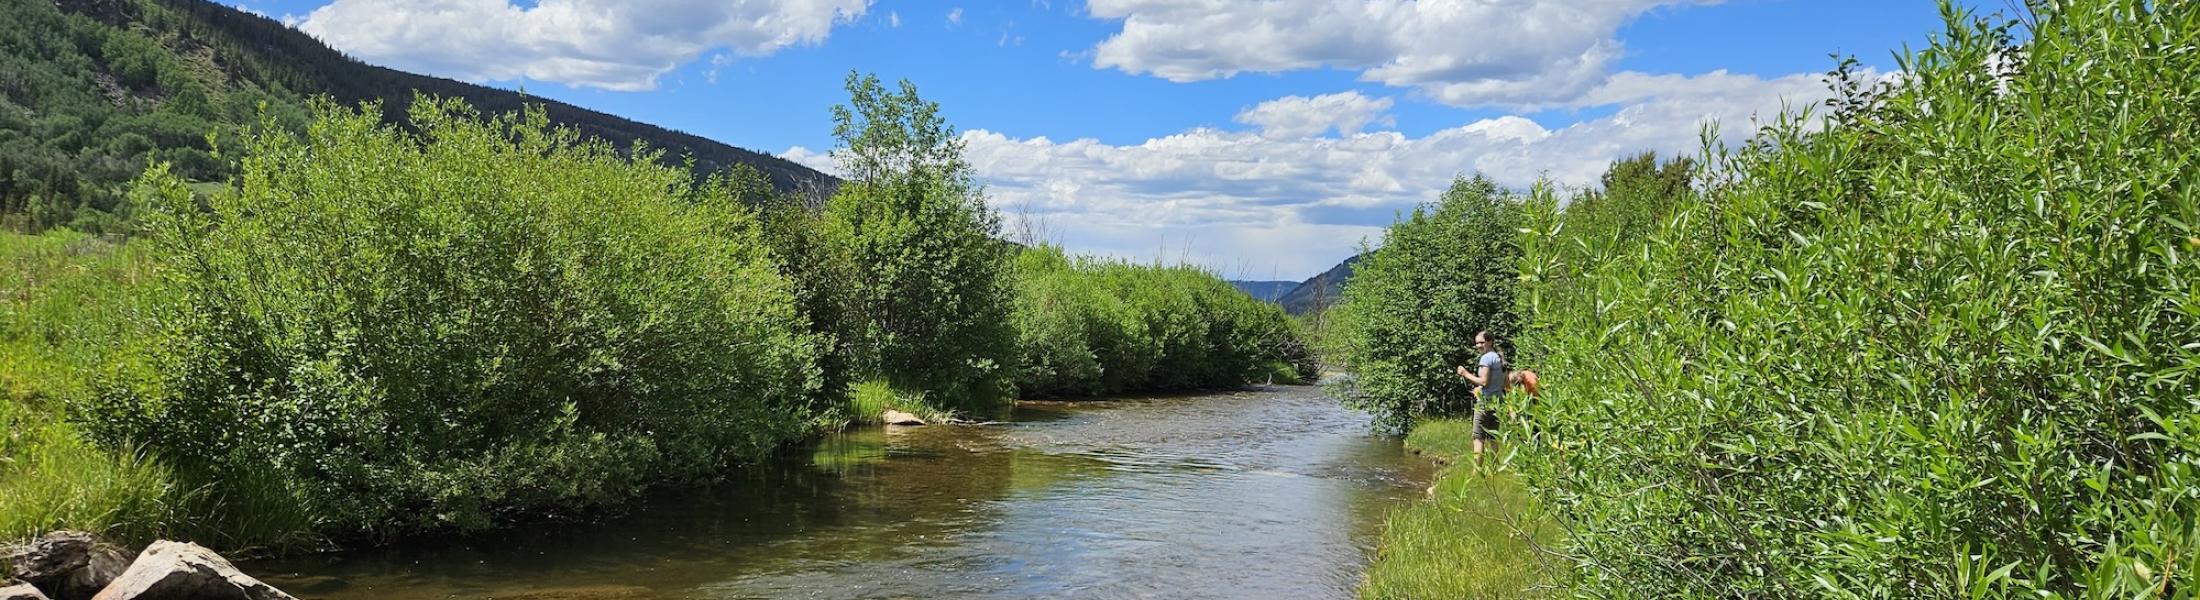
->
1471 406 1494 457
1473 403 1500 464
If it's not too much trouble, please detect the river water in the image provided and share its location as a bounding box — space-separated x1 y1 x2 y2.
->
251 385 1435 599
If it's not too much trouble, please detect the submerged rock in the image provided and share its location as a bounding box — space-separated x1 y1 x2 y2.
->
89 541 296 600
275 575 349 596
2 580 50 600
881 409 927 426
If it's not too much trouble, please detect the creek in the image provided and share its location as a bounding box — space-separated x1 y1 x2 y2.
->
251 385 1435 599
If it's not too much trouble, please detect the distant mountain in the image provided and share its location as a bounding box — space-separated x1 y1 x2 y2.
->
1228 280 1298 303
3 0 835 231
1277 254 1363 315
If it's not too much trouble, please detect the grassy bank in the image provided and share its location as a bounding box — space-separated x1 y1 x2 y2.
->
0 230 186 545
1360 420 1561 599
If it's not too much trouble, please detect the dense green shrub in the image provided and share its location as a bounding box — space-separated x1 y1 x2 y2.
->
726 165 865 422
1011 245 1312 398
1012 246 1122 396
1328 176 1526 431
822 73 1017 413
87 97 822 536
1512 2 2200 595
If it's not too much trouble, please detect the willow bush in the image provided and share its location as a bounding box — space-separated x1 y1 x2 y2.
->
1328 176 1526 432
88 97 823 536
1012 245 1312 398
740 165 866 423
1512 2 2200 596
823 73 1017 414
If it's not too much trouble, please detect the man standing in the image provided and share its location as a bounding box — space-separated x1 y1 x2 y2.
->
1453 330 1507 458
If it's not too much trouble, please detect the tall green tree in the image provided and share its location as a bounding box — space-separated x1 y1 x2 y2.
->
1330 175 1526 431
822 72 1017 412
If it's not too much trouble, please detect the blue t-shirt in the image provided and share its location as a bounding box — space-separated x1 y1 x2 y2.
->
1479 351 1507 397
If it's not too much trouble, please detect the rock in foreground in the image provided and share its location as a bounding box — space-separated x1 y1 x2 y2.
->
57 543 129 600
90 542 295 600
1 532 93 590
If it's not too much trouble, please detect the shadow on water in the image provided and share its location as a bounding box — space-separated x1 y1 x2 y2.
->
251 385 1437 600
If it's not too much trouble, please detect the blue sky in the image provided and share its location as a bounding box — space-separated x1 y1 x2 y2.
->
226 0 1992 280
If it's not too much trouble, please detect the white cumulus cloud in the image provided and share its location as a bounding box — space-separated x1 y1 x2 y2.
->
1235 91 1396 139
299 0 870 91
936 70 1832 278
1084 0 1710 107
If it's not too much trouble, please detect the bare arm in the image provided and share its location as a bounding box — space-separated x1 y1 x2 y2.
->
1456 364 1487 386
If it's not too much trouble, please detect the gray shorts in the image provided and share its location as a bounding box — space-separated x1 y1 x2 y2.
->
1473 392 1503 440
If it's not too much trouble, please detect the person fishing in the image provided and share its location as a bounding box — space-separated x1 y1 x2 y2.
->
1453 330 1507 459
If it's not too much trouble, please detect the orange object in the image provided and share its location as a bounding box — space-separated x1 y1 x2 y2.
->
1520 370 1541 396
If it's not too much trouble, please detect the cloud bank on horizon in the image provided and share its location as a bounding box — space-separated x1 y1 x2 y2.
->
288 0 1871 280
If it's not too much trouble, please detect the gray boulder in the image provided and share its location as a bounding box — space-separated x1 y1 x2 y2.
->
1 531 94 590
89 541 295 600
55 544 128 600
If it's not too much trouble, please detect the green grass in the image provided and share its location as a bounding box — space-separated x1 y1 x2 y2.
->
0 419 182 544
0 230 188 545
844 378 955 425
1401 419 1479 462
1361 419 1564 599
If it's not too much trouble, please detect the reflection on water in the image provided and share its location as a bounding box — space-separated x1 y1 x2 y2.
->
251 386 1436 599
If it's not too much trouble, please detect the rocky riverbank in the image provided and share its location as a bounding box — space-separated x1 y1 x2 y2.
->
2 532 296 600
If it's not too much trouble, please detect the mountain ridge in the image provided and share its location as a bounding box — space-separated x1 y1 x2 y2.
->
98 0 836 191
1226 254 1362 315
3 0 835 230
1228 280 1297 303
1276 254 1361 315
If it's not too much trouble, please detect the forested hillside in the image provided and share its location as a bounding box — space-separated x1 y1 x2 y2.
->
0 0 834 232
1277 254 1360 315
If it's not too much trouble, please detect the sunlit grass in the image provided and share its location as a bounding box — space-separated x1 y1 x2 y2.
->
1401 419 1478 462
0 230 199 546
0 415 180 545
845 378 955 425
1362 418 1564 599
